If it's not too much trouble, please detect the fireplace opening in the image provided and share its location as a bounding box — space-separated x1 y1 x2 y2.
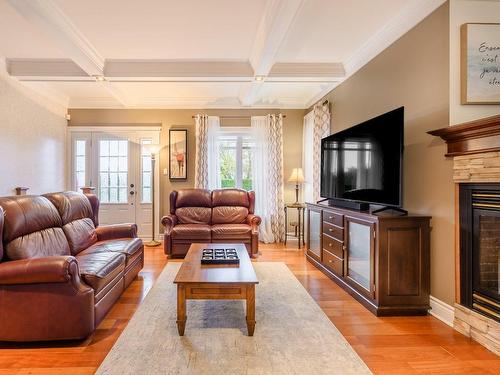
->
460 183 500 322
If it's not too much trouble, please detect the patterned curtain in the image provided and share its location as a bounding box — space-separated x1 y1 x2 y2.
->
194 115 220 189
251 114 285 243
312 102 330 202
194 114 209 188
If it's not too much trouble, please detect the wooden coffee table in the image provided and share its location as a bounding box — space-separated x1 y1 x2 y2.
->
173 243 259 336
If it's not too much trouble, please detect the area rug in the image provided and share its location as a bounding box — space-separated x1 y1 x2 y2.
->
96 262 371 375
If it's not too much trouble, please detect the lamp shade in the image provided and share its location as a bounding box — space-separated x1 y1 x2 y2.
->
143 143 162 155
287 168 305 183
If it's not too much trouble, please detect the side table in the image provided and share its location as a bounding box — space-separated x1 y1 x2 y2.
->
284 203 306 249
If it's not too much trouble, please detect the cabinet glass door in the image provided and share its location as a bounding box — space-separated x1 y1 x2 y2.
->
307 209 321 259
346 217 375 297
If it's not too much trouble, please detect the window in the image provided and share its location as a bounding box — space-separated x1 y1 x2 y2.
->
141 139 152 203
74 139 87 191
218 132 254 190
99 140 128 203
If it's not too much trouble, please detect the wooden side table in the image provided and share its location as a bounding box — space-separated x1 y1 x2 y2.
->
284 203 306 249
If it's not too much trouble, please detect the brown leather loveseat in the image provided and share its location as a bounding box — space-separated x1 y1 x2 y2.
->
0 191 143 342
161 189 261 258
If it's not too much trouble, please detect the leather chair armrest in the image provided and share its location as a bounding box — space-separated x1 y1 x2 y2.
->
0 256 79 285
96 223 138 241
246 214 262 233
161 214 178 234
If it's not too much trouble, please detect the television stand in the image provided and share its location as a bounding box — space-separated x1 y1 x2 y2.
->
370 206 408 216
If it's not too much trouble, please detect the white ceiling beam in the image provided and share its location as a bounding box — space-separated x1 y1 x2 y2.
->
240 0 305 106
249 0 305 75
100 81 135 108
7 0 104 76
105 60 254 81
267 62 345 82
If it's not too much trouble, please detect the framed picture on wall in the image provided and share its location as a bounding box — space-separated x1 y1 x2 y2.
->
461 23 500 104
169 129 187 180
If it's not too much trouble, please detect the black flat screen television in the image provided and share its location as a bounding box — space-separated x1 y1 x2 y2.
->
320 107 404 207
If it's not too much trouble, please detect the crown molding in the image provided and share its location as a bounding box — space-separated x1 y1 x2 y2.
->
7 0 104 75
344 0 446 76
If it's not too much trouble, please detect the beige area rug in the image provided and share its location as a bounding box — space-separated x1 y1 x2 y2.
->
96 262 371 375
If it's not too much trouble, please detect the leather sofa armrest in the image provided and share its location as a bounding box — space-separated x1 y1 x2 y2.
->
96 223 138 241
246 214 262 233
0 256 79 285
161 214 178 234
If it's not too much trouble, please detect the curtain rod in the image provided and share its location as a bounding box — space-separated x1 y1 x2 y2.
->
191 114 286 119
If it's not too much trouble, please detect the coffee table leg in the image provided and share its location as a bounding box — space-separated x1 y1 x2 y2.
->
246 285 256 336
177 284 186 336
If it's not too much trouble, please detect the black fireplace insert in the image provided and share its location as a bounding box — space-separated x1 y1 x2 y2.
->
459 183 500 322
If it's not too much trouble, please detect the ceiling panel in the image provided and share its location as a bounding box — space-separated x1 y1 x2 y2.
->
0 1 65 58
53 0 267 60
276 0 416 62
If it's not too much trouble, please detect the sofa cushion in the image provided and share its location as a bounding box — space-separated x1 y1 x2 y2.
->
212 189 250 207
171 224 211 240
0 196 70 260
76 252 125 294
212 206 248 224
78 238 143 267
174 189 212 209
211 224 252 240
176 207 212 224
44 192 98 255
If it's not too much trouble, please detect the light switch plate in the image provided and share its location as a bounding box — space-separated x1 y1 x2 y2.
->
163 168 168 176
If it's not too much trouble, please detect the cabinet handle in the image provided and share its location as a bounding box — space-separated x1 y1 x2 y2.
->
328 228 332 232
328 216 333 220
328 243 332 247
342 245 346 251
328 260 333 263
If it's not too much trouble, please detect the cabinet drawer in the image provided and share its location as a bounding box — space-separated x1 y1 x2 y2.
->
322 234 344 258
322 222 343 241
322 250 343 277
323 211 343 227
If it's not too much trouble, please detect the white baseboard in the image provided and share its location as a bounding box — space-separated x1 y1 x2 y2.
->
429 295 454 327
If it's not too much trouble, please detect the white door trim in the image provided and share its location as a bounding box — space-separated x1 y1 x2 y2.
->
68 124 162 132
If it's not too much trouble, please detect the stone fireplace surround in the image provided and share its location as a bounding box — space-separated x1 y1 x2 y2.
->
430 114 500 355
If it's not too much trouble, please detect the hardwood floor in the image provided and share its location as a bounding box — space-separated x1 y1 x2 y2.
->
0 242 498 374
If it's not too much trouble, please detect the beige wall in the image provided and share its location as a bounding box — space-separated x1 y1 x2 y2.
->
0 74 67 196
450 0 500 125
68 108 305 226
311 3 455 304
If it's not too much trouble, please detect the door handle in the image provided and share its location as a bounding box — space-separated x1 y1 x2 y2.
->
130 191 135 195
130 183 135 188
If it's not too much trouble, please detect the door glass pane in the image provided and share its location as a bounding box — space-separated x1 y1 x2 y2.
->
219 138 237 188
74 140 86 191
141 139 153 203
348 222 371 291
99 140 128 203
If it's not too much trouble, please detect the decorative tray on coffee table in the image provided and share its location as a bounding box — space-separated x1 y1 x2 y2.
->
201 248 240 264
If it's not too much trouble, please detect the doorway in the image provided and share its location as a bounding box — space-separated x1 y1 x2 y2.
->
69 126 161 239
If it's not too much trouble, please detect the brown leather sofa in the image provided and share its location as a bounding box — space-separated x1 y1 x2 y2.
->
0 191 143 342
162 188 261 258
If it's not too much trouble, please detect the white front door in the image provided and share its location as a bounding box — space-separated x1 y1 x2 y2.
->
69 128 160 239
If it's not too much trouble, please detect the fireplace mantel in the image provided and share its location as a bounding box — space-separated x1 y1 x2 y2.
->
428 114 500 157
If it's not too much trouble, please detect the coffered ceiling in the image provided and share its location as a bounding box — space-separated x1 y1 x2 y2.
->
0 0 445 109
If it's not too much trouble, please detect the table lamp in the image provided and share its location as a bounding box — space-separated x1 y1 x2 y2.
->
288 168 305 204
